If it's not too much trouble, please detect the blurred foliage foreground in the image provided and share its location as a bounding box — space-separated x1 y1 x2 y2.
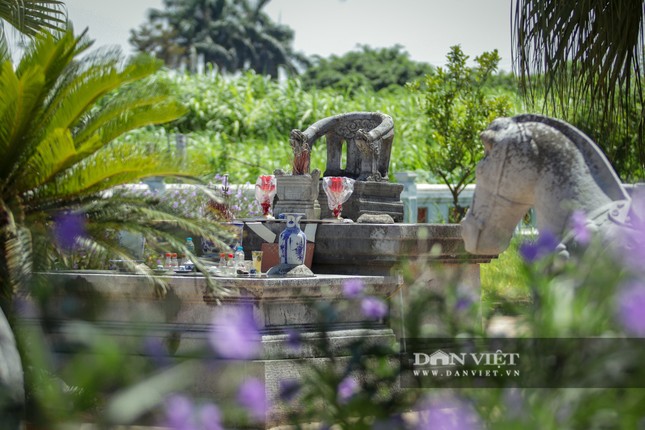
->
11 196 645 430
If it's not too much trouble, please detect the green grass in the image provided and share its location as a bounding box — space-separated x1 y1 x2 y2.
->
480 235 532 316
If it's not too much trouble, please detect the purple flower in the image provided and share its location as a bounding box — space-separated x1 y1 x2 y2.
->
285 328 301 349
337 376 359 403
209 308 260 359
278 379 300 402
342 278 365 298
455 297 472 312
618 193 645 274
417 396 481 430
569 210 591 245
237 378 268 421
455 285 477 312
199 403 223 430
519 230 560 263
165 394 195 430
361 296 388 319
172 201 179 209
13 297 37 318
616 281 645 336
143 337 170 367
53 212 87 251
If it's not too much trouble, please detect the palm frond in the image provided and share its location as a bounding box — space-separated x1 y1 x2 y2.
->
512 0 645 172
0 0 66 36
79 197 232 297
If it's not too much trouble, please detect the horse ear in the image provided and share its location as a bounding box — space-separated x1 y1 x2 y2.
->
480 129 495 155
480 117 514 155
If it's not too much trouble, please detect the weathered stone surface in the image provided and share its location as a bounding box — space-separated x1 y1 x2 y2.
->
290 112 394 181
243 222 495 276
28 272 400 427
318 181 404 222
462 114 632 255
273 171 321 220
356 213 394 224
0 307 24 430
265 263 314 277
287 112 404 221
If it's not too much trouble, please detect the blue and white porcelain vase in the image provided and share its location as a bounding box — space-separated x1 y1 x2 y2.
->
278 213 307 265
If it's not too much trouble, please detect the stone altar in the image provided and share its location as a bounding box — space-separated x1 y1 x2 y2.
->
288 112 404 221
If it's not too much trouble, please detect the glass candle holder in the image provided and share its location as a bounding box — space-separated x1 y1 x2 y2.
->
322 176 355 219
254 175 277 218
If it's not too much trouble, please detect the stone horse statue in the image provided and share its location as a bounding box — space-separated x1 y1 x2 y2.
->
461 114 636 255
0 306 24 429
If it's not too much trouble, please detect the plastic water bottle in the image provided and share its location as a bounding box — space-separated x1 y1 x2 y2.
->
186 237 195 255
234 245 245 274
227 253 235 275
184 237 196 270
164 252 173 270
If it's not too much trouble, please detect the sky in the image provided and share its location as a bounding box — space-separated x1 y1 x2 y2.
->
64 0 514 70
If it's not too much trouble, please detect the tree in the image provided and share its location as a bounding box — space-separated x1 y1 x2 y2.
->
130 0 307 77
301 45 433 93
410 46 514 222
512 0 645 180
0 0 65 37
0 26 234 426
0 27 233 305
0 0 66 58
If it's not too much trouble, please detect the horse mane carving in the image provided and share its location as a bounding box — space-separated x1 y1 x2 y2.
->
513 114 629 202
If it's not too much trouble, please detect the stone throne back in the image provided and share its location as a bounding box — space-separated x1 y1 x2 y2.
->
290 112 403 221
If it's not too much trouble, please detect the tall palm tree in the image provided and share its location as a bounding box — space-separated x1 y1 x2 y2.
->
512 0 645 178
130 0 306 77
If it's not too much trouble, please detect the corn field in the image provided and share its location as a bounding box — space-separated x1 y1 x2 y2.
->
122 70 437 183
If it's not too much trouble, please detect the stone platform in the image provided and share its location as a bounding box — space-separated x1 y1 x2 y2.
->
24 224 496 427
243 222 495 276
318 181 404 222
23 272 401 427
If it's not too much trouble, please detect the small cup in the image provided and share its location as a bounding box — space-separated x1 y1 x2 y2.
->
252 251 263 273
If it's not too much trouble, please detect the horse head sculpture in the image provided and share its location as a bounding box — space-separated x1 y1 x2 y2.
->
461 114 633 255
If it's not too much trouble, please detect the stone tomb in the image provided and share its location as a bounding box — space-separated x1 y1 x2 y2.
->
27 272 399 427
27 223 494 427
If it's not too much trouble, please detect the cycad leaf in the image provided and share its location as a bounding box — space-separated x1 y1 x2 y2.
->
0 61 46 183
16 127 76 190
